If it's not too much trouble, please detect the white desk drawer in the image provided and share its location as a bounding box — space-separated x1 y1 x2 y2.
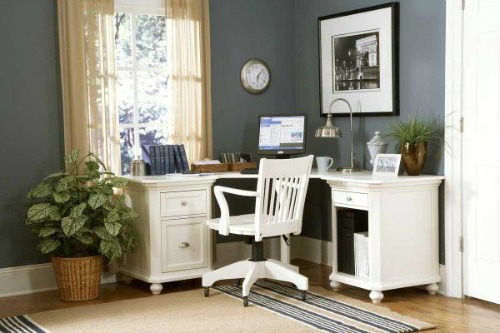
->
333 190 368 208
161 218 207 272
160 190 207 217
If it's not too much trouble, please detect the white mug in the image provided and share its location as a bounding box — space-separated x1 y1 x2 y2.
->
316 156 334 173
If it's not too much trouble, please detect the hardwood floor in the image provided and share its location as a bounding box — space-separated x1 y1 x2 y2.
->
1 259 500 332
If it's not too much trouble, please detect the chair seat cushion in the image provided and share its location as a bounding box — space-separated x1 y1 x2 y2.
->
206 214 256 236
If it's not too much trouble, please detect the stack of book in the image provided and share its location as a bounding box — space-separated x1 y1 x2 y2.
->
142 144 189 175
354 231 369 278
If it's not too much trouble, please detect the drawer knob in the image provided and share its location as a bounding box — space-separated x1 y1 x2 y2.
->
179 242 190 248
181 201 188 206
346 196 352 202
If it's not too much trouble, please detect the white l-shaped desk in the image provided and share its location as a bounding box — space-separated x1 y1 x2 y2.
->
122 170 443 302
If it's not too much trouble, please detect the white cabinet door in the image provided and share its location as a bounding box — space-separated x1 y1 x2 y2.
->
463 0 500 304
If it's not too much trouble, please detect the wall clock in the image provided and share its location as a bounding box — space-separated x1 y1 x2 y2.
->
240 58 271 94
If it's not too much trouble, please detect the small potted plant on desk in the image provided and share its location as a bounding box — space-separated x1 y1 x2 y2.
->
385 115 441 176
26 149 139 301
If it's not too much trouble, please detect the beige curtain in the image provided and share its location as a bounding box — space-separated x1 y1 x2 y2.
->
166 0 213 162
58 0 120 174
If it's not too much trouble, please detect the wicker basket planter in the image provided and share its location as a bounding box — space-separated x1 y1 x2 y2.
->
51 255 103 301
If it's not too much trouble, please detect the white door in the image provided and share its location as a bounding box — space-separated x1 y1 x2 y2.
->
463 0 500 304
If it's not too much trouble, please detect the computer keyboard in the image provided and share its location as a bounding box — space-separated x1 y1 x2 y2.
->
240 168 259 174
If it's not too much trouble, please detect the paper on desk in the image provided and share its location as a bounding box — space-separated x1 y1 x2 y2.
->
192 160 221 165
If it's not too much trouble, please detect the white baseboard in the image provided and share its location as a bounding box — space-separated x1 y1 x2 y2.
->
1 237 449 298
213 236 332 267
0 263 57 297
0 262 118 298
438 264 447 296
292 235 333 265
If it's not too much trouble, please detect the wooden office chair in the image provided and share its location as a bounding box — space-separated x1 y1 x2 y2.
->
202 155 314 306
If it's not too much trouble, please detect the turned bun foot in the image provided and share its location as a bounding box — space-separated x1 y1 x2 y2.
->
369 290 384 303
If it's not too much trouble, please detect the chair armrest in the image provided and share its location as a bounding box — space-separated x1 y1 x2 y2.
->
215 186 259 197
213 186 259 235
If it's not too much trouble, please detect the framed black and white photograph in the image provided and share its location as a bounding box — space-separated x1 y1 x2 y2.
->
319 2 399 116
373 154 401 176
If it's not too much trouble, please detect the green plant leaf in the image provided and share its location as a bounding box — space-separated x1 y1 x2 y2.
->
70 202 87 218
93 155 106 171
100 184 114 195
55 176 74 192
88 193 108 209
100 239 122 260
121 209 140 220
42 172 67 182
28 182 52 199
127 232 138 249
61 215 87 237
94 226 113 241
76 232 94 245
39 238 61 254
85 160 100 171
26 147 139 260
386 114 440 145
64 148 80 165
53 191 71 203
39 227 59 237
104 210 120 224
83 169 101 180
105 221 122 236
108 177 129 188
27 203 60 222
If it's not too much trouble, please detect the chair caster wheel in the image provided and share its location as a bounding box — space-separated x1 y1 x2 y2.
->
243 296 248 307
204 287 209 297
300 290 307 301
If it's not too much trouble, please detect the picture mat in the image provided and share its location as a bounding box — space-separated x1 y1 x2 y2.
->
320 6 394 114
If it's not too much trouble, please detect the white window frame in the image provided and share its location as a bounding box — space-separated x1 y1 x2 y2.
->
115 3 169 166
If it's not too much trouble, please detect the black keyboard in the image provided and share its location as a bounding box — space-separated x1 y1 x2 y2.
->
240 168 259 174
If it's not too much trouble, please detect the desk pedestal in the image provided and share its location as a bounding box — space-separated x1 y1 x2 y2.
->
326 175 443 302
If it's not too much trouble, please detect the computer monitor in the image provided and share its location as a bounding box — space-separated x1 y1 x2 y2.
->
257 114 307 158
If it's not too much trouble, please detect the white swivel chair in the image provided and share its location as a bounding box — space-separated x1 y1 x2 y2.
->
202 155 314 306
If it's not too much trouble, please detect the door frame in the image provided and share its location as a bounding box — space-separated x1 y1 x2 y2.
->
444 0 464 298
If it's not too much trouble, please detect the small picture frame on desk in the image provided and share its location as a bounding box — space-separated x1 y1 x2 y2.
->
372 154 401 176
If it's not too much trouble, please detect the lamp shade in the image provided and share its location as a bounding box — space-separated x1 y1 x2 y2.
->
315 113 342 138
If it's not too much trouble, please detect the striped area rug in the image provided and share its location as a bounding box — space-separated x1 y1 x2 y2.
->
0 280 435 333
214 280 435 333
0 315 47 333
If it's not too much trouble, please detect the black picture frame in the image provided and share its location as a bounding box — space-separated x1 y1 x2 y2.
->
318 2 399 116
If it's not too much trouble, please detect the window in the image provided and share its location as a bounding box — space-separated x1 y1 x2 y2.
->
114 8 168 174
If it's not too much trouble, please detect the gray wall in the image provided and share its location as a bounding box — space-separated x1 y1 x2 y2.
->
210 0 297 160
295 0 445 173
0 0 63 268
210 0 446 262
0 0 446 269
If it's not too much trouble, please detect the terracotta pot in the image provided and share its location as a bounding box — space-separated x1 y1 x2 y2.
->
51 255 103 301
401 141 427 176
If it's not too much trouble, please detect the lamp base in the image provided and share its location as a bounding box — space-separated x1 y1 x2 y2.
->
336 166 363 173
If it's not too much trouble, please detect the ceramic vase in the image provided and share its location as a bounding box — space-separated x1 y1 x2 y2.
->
367 131 388 166
401 141 427 176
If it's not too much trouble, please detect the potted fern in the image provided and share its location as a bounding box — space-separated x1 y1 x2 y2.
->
26 149 139 301
385 115 440 175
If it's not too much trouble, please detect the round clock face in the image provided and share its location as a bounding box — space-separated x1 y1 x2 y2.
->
240 59 271 94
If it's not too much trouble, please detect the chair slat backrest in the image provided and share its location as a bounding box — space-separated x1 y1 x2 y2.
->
254 155 313 241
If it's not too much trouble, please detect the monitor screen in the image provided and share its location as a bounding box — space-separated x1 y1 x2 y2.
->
257 114 307 157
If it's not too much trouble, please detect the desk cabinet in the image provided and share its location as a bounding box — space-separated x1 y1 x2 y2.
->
122 177 215 294
326 175 443 303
